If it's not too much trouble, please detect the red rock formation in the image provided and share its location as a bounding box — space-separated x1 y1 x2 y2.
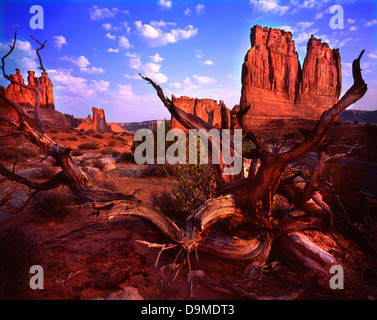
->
2 68 69 128
76 107 110 132
171 95 231 130
239 25 341 124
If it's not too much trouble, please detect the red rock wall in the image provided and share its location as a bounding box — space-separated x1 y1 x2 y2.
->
171 95 231 130
240 25 341 123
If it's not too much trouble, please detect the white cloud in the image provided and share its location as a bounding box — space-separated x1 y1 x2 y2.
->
365 19 377 27
149 53 164 63
128 57 168 83
107 48 119 53
347 19 355 24
129 57 142 69
314 11 324 20
88 5 118 20
192 75 215 84
81 67 105 74
125 51 139 58
60 55 90 68
196 4 205 15
249 0 289 16
157 0 172 10
169 82 182 89
349 26 357 32
118 35 131 49
368 53 377 59
52 36 67 51
102 23 112 31
59 55 105 74
135 20 198 47
184 8 191 16
296 22 313 31
202 60 214 65
92 80 110 93
106 33 116 40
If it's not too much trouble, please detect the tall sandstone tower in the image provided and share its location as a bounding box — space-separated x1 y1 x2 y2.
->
239 25 342 123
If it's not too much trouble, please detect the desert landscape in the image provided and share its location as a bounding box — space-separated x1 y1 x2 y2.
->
1 1 377 303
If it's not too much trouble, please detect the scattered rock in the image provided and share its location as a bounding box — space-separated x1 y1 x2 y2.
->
95 286 143 300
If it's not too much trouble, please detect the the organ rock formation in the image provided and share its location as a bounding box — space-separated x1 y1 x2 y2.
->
2 68 70 128
239 25 342 124
171 95 231 130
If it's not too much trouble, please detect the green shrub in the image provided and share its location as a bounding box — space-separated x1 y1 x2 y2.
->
107 139 119 147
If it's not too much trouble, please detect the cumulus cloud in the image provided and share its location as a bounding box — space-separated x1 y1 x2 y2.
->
249 0 289 16
135 20 198 47
149 53 164 63
128 55 168 83
196 4 205 15
107 48 119 53
59 55 105 74
365 19 377 27
201 60 214 65
52 36 67 51
184 8 191 16
106 33 116 40
88 5 129 21
192 75 216 84
118 35 131 49
157 0 172 10
102 23 112 31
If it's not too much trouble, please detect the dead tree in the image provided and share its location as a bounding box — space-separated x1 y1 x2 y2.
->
0 32 370 298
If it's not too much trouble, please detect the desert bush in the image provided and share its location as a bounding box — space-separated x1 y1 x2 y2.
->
71 149 83 156
99 147 115 155
38 165 58 179
87 129 96 134
30 187 75 221
107 139 119 147
66 136 78 141
93 133 104 139
117 151 135 163
0 226 42 299
78 141 100 150
94 178 117 192
149 164 216 218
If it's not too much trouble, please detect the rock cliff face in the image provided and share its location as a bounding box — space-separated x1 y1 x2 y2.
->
75 107 110 132
239 25 341 124
171 95 231 130
3 68 69 128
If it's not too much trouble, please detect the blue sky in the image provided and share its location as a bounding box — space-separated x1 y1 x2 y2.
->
0 0 376 122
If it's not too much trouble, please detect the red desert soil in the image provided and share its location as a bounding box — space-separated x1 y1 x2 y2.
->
0 124 376 300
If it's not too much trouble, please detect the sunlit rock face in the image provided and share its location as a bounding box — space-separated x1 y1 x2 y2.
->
239 25 341 124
